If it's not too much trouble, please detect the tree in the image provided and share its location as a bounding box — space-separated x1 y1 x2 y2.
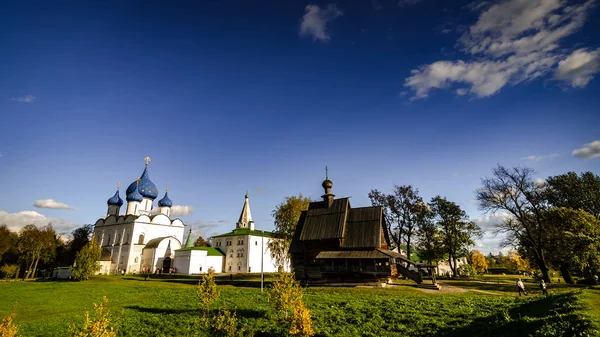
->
429 196 482 277
369 185 426 260
68 296 118 337
506 250 530 272
267 272 314 337
476 165 552 282
70 237 102 281
368 190 400 248
414 208 444 265
0 225 18 263
269 194 311 269
194 236 211 247
543 207 600 283
16 224 58 279
196 269 219 317
470 250 488 274
546 172 600 218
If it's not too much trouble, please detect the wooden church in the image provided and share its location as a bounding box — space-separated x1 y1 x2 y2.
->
289 170 407 282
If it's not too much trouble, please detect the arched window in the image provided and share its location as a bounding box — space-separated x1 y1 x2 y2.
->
115 234 120 245
105 234 111 246
138 234 145 245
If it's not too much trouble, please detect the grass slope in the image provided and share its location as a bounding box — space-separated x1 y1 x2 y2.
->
0 275 598 337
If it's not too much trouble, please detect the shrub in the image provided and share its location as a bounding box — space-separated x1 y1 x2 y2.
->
0 265 18 279
0 311 21 337
68 296 118 337
196 269 219 316
267 272 314 337
203 309 249 337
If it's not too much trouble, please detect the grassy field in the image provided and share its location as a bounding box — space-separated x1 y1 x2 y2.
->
1 274 599 337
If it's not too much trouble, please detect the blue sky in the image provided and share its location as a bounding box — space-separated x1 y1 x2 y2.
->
1 0 599 254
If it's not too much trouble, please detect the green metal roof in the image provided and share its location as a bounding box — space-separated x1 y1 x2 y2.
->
212 228 274 238
176 247 224 256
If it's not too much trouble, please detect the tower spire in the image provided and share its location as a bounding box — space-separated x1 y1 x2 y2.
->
237 192 254 230
184 227 194 248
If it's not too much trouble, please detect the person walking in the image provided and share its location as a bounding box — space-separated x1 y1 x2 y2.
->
539 279 548 295
517 278 528 296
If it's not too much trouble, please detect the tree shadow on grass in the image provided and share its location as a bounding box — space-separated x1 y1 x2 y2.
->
124 305 202 315
429 292 594 337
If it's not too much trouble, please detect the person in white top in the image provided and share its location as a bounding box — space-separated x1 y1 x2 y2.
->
517 278 527 296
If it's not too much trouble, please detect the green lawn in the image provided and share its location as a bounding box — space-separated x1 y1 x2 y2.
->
1 275 598 337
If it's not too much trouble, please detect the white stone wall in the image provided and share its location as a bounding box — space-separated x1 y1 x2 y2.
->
93 213 184 274
212 234 289 274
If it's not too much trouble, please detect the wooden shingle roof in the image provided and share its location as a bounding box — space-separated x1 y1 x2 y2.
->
340 206 383 248
299 198 349 241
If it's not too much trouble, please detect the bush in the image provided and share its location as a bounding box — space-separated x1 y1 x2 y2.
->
203 309 249 337
0 311 21 337
0 265 18 279
196 269 219 316
267 272 314 337
70 238 101 281
68 296 118 337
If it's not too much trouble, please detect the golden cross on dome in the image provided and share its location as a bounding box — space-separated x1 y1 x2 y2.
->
325 166 329 180
165 184 169 192
144 156 151 166
117 182 121 190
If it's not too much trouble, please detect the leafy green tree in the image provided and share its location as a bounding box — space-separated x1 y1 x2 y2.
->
0 225 18 263
369 189 400 248
476 165 552 282
429 196 481 277
17 224 58 279
369 185 429 261
70 237 102 281
269 194 311 269
546 172 600 218
415 208 443 265
543 207 600 283
194 236 211 247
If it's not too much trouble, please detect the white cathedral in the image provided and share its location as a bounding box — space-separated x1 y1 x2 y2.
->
93 158 286 275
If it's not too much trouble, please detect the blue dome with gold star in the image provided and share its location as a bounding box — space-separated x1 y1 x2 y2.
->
158 192 173 207
107 190 123 206
126 184 143 202
126 165 158 200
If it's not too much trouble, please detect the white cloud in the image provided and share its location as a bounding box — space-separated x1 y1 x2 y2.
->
170 205 194 217
33 199 74 210
456 88 468 96
474 212 511 231
572 140 600 159
554 48 600 87
12 95 36 103
0 210 79 235
520 153 559 161
404 0 597 100
299 4 343 42
217 219 229 223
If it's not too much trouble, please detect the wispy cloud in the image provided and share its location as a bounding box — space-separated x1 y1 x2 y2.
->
554 48 600 88
217 219 229 223
299 4 343 42
12 95 36 103
33 199 74 210
170 205 194 216
404 0 597 100
520 153 559 161
572 140 600 159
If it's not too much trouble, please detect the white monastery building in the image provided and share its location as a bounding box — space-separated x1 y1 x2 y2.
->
93 158 286 275
209 192 287 274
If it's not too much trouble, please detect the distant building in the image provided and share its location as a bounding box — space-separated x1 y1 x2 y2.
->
210 192 287 274
289 171 405 282
93 158 185 275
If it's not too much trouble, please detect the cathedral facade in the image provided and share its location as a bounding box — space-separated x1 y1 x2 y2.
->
93 158 185 274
